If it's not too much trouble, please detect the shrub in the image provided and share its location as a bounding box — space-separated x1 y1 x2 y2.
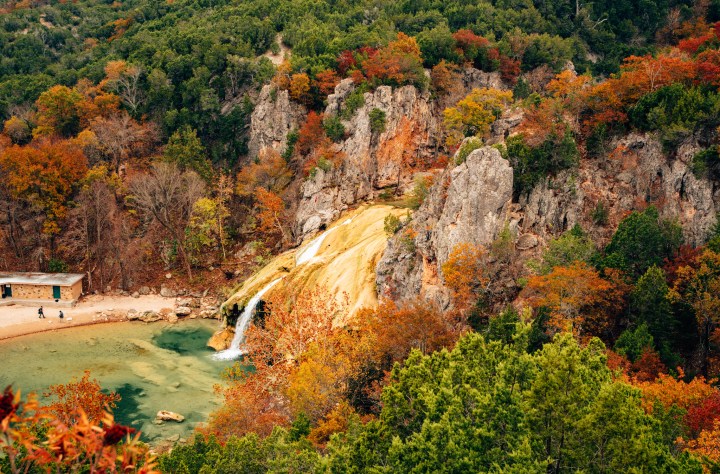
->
341 88 366 119
384 213 401 236
369 108 386 134
591 200 609 226
455 137 482 165
323 115 345 142
408 175 432 210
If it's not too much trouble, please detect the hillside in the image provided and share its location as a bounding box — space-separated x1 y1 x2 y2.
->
2 0 720 472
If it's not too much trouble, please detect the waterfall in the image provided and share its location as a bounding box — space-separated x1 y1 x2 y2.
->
212 278 282 361
295 218 353 266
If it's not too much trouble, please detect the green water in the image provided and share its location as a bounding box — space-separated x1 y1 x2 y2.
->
0 320 233 443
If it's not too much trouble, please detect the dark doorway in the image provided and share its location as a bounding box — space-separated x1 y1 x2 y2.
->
52 286 61 299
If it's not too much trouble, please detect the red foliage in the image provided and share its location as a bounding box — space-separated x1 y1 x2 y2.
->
686 393 720 438
499 56 521 84
0 386 17 421
337 50 357 75
295 111 325 156
631 347 667 382
315 69 340 96
663 245 702 286
102 424 136 446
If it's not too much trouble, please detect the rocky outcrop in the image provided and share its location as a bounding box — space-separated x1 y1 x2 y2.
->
377 146 513 305
295 80 444 237
519 133 719 247
247 85 306 160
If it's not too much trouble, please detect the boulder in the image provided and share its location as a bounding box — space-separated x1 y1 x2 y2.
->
160 286 177 298
127 310 140 321
131 292 140 298
139 311 161 323
156 410 184 423
208 328 234 351
174 306 192 317
138 286 151 295
166 313 178 323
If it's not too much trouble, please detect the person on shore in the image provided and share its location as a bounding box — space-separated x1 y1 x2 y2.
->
59 310 64 321
38 306 45 318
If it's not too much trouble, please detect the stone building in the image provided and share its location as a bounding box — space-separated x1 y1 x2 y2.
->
0 272 84 307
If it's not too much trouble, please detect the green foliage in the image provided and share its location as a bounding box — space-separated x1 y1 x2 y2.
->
163 125 213 182
416 23 459 67
630 265 676 349
407 175 431 210
47 258 69 273
602 206 683 279
629 84 720 146
159 430 322 474
282 130 299 161
368 108 386 134
536 224 596 274
506 131 579 198
591 200 610 226
691 147 720 179
384 214 401 236
340 88 366 120
454 137 482 165
323 114 345 142
327 329 700 472
615 323 655 362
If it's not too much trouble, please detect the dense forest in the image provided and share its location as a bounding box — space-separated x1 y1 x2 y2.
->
3 0 720 472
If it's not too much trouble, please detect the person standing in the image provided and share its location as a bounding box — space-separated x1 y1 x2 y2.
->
59 310 64 321
38 306 45 318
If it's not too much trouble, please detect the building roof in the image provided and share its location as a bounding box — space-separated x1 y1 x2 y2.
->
0 272 84 286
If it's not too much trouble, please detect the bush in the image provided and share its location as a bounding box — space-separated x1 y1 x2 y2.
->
591 200 609 226
506 131 579 198
408 175 432 210
323 115 345 142
455 137 482 165
384 214 401 236
341 88 366 120
369 108 386 134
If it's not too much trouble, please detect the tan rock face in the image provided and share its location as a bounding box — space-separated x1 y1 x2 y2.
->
247 85 306 160
207 327 234 351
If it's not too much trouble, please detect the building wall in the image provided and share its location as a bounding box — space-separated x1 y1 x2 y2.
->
10 283 81 301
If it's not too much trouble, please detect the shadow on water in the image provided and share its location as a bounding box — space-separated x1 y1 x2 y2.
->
151 324 215 355
113 384 146 439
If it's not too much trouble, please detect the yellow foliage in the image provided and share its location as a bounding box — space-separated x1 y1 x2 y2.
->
441 242 488 312
443 87 513 146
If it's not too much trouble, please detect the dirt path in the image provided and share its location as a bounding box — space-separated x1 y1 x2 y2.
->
0 294 177 341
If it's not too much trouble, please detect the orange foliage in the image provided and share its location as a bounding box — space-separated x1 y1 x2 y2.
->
236 147 292 196
272 60 292 90
524 261 620 338
1 386 157 474
254 187 288 243
307 401 358 448
634 369 717 413
441 243 488 312
0 139 88 234
289 73 311 104
295 111 325 156
361 33 424 87
430 60 461 95
685 420 720 467
44 371 120 425
315 69 340 96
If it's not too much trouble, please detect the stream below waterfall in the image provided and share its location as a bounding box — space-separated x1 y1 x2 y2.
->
0 319 236 444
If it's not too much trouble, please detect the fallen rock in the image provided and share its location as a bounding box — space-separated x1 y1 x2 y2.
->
139 311 161 323
516 233 539 250
127 310 140 321
208 328 234 351
166 313 178 323
138 286 151 295
132 292 140 298
160 286 177 298
174 306 192 317
156 410 184 423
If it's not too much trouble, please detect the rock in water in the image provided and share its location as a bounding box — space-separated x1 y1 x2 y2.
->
208 328 234 351
156 410 184 423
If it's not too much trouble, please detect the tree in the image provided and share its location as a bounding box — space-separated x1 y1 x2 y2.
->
163 125 212 182
255 187 289 244
536 225 595 274
524 261 619 338
102 60 143 115
443 88 513 146
630 265 676 351
90 112 159 172
44 370 120 425
289 73 311 104
3 116 31 144
236 147 292 197
0 139 88 235
441 242 489 313
603 206 683 279
130 162 205 279
669 249 720 376
34 85 84 137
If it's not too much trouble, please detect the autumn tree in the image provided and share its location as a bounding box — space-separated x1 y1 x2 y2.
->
255 187 289 244
130 162 205 279
3 116 31 144
102 60 143 115
289 73 311 104
0 139 88 235
236 147 292 197
443 87 513 146
361 33 427 89
89 112 158 172
442 242 489 313
44 371 120 425
524 261 620 338
669 249 720 376
33 85 84 137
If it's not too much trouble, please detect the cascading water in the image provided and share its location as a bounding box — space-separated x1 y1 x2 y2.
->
212 278 282 361
295 218 353 266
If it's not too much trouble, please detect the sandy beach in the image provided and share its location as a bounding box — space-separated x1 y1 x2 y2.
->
0 294 178 340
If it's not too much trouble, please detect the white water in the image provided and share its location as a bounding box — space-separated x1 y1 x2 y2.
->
212 278 283 361
295 218 353 266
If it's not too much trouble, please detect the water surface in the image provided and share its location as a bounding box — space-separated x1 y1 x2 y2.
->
0 319 232 443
